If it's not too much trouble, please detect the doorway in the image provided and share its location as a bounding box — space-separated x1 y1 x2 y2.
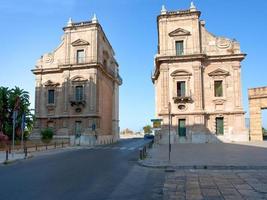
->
178 119 186 137
262 109 267 140
216 117 224 135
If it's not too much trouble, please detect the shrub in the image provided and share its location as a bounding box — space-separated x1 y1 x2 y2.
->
41 128 54 143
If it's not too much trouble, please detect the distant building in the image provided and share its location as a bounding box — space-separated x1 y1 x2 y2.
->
32 15 122 144
152 3 248 143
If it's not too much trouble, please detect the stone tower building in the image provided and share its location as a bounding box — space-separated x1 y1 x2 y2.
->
152 3 248 143
32 15 122 144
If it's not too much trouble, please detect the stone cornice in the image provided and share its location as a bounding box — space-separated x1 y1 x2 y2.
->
36 114 101 119
152 53 246 82
158 110 245 116
32 63 122 85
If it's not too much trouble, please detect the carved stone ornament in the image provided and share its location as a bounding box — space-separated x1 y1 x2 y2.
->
177 104 187 111
169 28 191 37
216 37 232 49
44 53 54 64
71 39 90 46
213 99 226 105
71 76 88 82
44 80 60 87
171 70 192 77
208 68 230 77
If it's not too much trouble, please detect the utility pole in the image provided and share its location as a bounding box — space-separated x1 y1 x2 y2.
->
168 102 171 162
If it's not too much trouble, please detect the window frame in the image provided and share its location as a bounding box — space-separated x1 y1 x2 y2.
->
177 81 186 97
75 85 84 102
175 41 184 56
214 80 223 97
76 49 85 64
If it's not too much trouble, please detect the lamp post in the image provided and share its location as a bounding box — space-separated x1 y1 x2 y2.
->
168 102 171 162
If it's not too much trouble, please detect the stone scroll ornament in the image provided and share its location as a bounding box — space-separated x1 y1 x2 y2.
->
216 38 232 49
44 53 54 64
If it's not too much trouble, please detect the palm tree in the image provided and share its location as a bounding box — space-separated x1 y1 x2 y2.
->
9 87 33 138
0 87 10 134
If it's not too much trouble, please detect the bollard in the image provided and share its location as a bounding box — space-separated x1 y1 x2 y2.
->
6 150 8 161
142 148 146 158
35 144 38 151
8 145 11 154
45 144 47 150
55 142 57 149
24 147 28 159
139 149 143 160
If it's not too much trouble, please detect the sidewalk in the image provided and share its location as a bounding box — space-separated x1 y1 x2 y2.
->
139 142 267 169
0 152 25 164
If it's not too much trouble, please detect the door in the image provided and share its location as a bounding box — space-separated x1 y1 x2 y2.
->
216 117 224 135
75 121 82 136
178 119 186 137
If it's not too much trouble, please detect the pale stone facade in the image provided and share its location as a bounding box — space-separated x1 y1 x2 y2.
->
32 16 122 144
248 87 267 141
152 4 248 143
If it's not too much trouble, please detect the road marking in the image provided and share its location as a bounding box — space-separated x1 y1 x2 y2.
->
129 147 136 151
120 147 126 150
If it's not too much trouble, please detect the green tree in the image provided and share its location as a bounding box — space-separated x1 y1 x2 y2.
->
0 86 34 140
143 125 152 134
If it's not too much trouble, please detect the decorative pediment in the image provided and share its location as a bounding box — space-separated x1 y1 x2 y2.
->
71 39 89 46
169 28 191 37
71 76 87 82
208 68 230 77
44 80 60 87
171 70 192 77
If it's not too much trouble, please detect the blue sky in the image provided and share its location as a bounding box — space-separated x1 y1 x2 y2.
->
0 0 267 131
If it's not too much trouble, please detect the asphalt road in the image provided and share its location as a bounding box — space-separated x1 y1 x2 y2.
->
0 139 164 200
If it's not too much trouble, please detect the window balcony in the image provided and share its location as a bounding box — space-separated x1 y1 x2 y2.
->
57 56 97 66
157 48 205 57
173 96 193 103
70 99 86 107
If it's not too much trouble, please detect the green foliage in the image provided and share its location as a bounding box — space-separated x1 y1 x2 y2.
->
0 86 34 140
143 125 152 134
41 128 54 143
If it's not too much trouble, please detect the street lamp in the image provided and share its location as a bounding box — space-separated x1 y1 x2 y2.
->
168 102 171 162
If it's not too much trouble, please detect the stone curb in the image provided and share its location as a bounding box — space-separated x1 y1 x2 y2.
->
1 154 33 165
138 160 267 170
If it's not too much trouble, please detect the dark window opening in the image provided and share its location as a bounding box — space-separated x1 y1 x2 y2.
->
177 81 186 97
48 89 55 104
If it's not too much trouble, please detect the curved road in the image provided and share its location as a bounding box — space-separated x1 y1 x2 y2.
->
0 139 164 200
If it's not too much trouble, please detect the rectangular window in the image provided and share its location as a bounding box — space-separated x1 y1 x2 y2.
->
177 81 186 97
178 119 186 137
175 41 184 56
48 89 55 104
77 50 85 63
75 86 83 101
214 80 223 97
216 117 224 135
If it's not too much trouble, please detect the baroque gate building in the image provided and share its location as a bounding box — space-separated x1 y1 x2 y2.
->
152 3 248 143
32 15 122 144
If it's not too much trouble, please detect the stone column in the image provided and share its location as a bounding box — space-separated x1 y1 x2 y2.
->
233 65 242 109
193 64 203 111
160 64 169 112
249 99 263 141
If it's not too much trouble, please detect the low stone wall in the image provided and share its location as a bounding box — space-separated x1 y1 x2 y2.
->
70 134 119 146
